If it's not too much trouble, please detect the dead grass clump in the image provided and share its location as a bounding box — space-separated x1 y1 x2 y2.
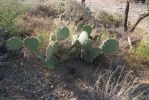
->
60 0 93 24
93 67 149 100
94 11 122 28
28 5 59 17
28 0 65 17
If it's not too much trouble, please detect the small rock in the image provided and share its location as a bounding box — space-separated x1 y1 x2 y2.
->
20 62 24 66
69 92 74 97
70 98 77 100
50 85 54 89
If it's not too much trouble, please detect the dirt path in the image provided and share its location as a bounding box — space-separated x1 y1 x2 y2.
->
77 0 149 32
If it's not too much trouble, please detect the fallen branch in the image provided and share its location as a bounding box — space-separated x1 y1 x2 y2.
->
130 12 149 32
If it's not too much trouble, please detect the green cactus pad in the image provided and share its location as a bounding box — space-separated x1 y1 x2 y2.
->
52 42 61 54
23 37 39 50
44 59 55 69
46 45 53 60
56 26 69 41
82 25 92 34
46 42 60 60
77 22 84 32
102 39 119 54
82 48 102 63
78 31 89 45
36 34 44 44
50 34 56 41
72 35 78 45
6 37 23 50
82 39 93 50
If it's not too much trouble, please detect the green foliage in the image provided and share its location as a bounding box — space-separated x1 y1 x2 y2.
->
0 0 31 35
102 39 119 54
56 27 69 41
24 37 39 50
6 24 119 69
136 43 149 58
6 37 23 50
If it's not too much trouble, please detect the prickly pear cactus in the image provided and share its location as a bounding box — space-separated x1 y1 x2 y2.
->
102 39 119 54
56 26 69 41
78 31 89 45
50 34 56 42
77 22 84 32
36 34 44 44
81 39 93 50
46 42 60 60
6 37 23 50
60 54 70 62
23 37 39 50
82 25 92 34
72 34 78 45
82 48 102 63
44 59 55 69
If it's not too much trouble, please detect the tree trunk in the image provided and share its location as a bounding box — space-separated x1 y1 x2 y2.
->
124 1 130 32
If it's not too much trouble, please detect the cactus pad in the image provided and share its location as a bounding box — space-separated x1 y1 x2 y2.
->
36 34 44 44
6 37 23 50
50 34 56 41
78 31 89 45
56 26 69 41
23 37 39 50
82 39 93 50
44 59 55 69
82 48 102 63
102 39 119 54
72 35 78 45
46 42 60 60
77 22 84 32
82 25 92 34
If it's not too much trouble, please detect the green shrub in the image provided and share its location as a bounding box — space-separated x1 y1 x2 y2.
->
0 0 31 35
135 42 149 58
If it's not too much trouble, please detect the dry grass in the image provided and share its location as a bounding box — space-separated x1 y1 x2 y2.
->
93 67 149 100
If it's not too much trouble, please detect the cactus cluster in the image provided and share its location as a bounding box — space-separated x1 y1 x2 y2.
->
6 24 119 69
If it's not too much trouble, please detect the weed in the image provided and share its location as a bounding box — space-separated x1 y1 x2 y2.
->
95 11 122 28
135 42 149 59
94 67 149 100
0 0 32 36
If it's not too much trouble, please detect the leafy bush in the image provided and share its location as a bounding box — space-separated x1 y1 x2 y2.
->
135 43 149 58
134 32 149 59
0 0 31 35
6 23 119 69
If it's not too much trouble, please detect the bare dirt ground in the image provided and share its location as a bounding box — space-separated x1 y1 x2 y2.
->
77 0 149 32
0 52 149 100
